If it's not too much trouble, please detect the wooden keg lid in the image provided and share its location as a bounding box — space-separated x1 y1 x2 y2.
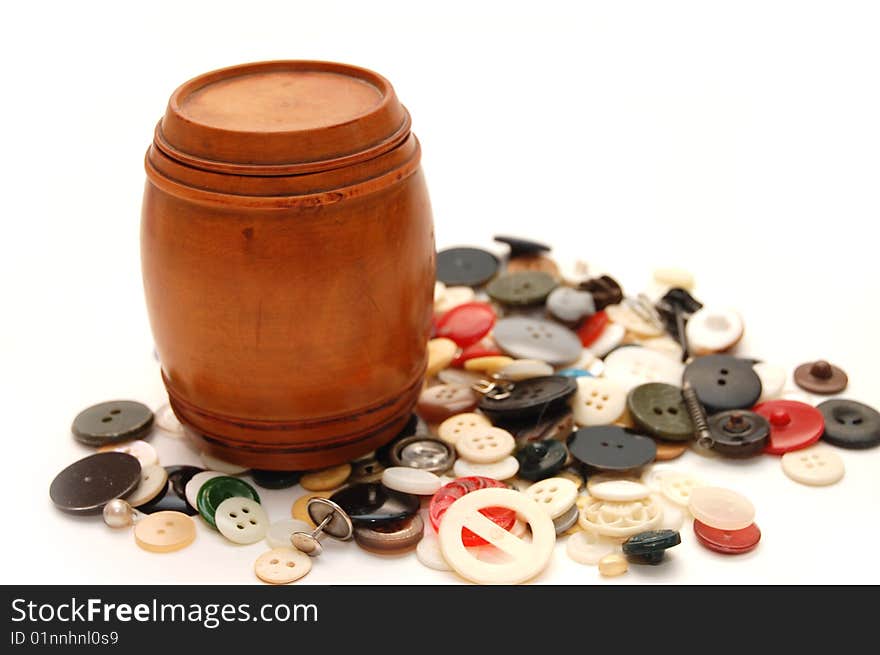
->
155 60 410 175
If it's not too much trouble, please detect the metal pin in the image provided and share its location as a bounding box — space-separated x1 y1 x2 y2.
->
290 497 354 557
682 381 714 449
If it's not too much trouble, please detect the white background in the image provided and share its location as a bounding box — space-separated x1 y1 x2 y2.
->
2 0 879 585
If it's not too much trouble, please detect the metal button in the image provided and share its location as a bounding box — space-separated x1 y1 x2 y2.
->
390 435 455 473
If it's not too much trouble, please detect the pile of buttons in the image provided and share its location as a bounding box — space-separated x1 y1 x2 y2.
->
49 235 880 584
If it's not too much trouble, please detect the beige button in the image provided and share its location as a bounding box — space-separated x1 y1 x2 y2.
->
660 473 706 506
464 356 514 375
781 446 845 486
496 359 555 381
435 286 475 314
571 377 627 426
455 426 515 464
524 477 579 519
605 303 664 338
688 486 755 531
154 404 185 437
754 362 786 402
438 412 492 446
655 441 689 461
578 495 662 537
588 477 650 502
598 552 628 577
438 368 483 388
254 547 312 584
300 463 351 491
291 492 331 524
199 451 248 475
638 336 684 361
685 307 744 355
566 529 620 565
427 338 458 378
134 511 196 553
453 455 519 480
126 464 169 507
434 281 447 304
652 267 695 290
98 440 158 467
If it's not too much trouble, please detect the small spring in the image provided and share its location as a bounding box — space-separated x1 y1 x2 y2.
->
682 382 714 448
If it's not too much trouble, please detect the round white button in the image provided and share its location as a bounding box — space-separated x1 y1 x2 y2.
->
416 532 451 571
688 487 755 531
571 377 627 426
603 346 684 392
381 467 442 495
605 303 664 337
438 412 492 446
154 404 185 437
685 307 744 355
435 286 475 314
754 362 786 402
781 446 845 486
126 464 169 507
455 426 515 464
660 472 706 507
199 452 248 475
254 548 312 584
265 519 313 549
453 456 520 481
184 471 224 509
98 440 158 467
566 529 621 565
524 477 578 519
496 359 555 381
215 497 269 544
588 477 650 502
578 495 662 537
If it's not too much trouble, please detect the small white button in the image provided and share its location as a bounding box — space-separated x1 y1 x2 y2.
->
603 346 684 393
524 477 578 519
453 456 520 481
688 487 755 531
571 377 627 426
455 427 515 464
154 404 185 437
685 307 744 355
199 452 248 475
215 497 269 544
98 440 158 467
754 362 786 402
381 467 442 495
126 464 168 507
781 446 845 486
184 471 224 509
566 529 621 565
265 519 313 549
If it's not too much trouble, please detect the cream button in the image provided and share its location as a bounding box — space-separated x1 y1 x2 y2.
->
571 377 627 426
559 259 592 287
781 446 845 486
586 322 626 357
126 464 169 507
427 338 458 378
578 495 662 537
688 487 755 531
434 281 447 304
381 467 442 495
464 356 514 375
455 426 515 463
653 267 695 290
438 368 484 388
254 547 312 584
496 359 555 381
416 532 452 571
685 307 744 355
154 404 185 437
438 488 556 585
638 336 684 361
215 497 269 544
603 346 684 392
435 286 475 314
588 477 650 502
438 412 492 446
598 552 628 577
134 511 196 553
453 456 519 480
184 471 224 509
566 529 620 565
199 452 248 475
754 362 786 402
266 519 313 549
300 463 351 491
524 477 578 519
98 440 158 467
660 473 706 507
605 303 664 338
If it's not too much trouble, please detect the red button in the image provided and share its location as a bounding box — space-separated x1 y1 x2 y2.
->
451 336 503 367
693 519 761 554
577 310 608 347
753 399 824 455
434 302 496 348
429 476 516 547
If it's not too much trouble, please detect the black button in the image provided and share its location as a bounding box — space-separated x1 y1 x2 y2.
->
493 235 551 258
577 275 624 310
817 399 880 449
506 410 575 445
139 465 201 515
623 529 681 564
250 469 303 489
71 400 154 447
707 410 770 458
567 426 657 472
330 483 420 526
49 452 141 514
479 376 578 423
436 247 499 287
683 355 762 412
515 440 568 481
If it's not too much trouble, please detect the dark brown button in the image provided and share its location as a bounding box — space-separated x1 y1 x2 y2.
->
71 400 154 447
794 359 848 394
707 410 770 458
506 410 575 445
353 513 424 552
49 452 142 514
478 376 578 423
577 275 624 310
627 383 694 442
417 384 479 423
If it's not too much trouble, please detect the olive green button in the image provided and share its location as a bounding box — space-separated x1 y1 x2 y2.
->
486 271 557 306
627 383 694 441
196 476 260 529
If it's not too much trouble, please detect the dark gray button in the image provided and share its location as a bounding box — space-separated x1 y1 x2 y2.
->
49 452 141 514
515 439 569 481
479 376 577 423
487 271 557 306
568 426 657 472
330 483 420 526
71 400 154 447
707 410 770 458
493 235 551 257
683 355 762 413
493 317 581 365
553 503 579 534
139 465 201 515
436 247 499 287
623 529 681 564
817 399 880 449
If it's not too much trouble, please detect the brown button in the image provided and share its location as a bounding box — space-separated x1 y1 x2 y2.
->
653 440 689 461
417 384 479 423
578 275 624 310
794 359 848 394
505 254 560 278
353 513 425 552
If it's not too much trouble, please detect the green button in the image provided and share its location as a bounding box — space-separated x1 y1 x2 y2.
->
487 271 557 306
197 476 260 529
627 383 694 442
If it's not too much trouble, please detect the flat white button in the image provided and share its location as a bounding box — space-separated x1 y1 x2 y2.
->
154 404 185 437
126 464 169 507
639 336 684 361
653 267 695 290
438 412 491 445
265 519 313 549
438 368 484 387
685 307 744 355
578 495 662 537
254 548 312 584
603 346 684 392
660 473 706 507
566 529 621 565
688 487 755 531
559 259 592 286
455 426 515 463
524 478 578 519
438 488 556 585
605 303 664 337
496 359 554 381
754 362 786 402
586 322 626 357
382 467 442 495
453 456 519 480
134 511 196 553
571 377 627 426
184 471 224 509
435 286 475 314
98 440 158 467
588 477 650 502
215 497 269 544
416 532 452 571
199 452 248 475
641 466 680 492
781 446 845 486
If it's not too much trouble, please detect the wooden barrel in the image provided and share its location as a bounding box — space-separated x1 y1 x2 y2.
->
141 61 435 469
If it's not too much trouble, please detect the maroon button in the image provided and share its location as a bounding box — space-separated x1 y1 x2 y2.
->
693 519 761 554
434 302 496 348
451 336 504 367
417 384 479 423
754 399 825 455
577 311 609 347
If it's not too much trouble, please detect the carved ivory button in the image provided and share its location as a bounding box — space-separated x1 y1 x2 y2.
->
300 463 352 491
438 412 492 446
455 426 515 464
98 440 158 467
781 446 845 486
438 488 556 584
578 495 662 537
566 529 621 565
524 477 578 519
254 548 312 584
125 464 169 508
134 511 196 553
215 497 269 544
381 467 442 495
688 487 755 531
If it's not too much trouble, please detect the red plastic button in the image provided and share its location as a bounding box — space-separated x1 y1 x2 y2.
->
434 302 496 348
451 337 504 367
429 476 516 547
693 519 761 554
754 400 825 455
577 310 609 347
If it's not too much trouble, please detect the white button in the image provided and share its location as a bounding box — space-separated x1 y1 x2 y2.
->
381 467 442 495
566 529 621 565
98 440 158 467
438 412 492 446
524 477 579 519
571 349 606 377
438 488 556 585
435 286 475 314
605 303 664 337
660 472 706 507
754 362 786 402
652 267 695 290
781 446 845 486
578 495 662 537
455 426 515 464
588 477 650 502
638 336 684 361
434 281 447 303
126 464 169 507
571 377 627 426
641 466 680 492
559 259 592 287
184 471 224 509
657 496 686 531
199 452 248 475
265 519 313 549
685 307 744 355
603 346 684 392
154 404 185 437
586 322 626 357
437 368 484 387
215 497 269 544
254 548 312 584
496 359 555 381
546 287 595 323
453 456 519 480
510 519 529 538
416 532 452 571
134 511 196 553
688 487 755 531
